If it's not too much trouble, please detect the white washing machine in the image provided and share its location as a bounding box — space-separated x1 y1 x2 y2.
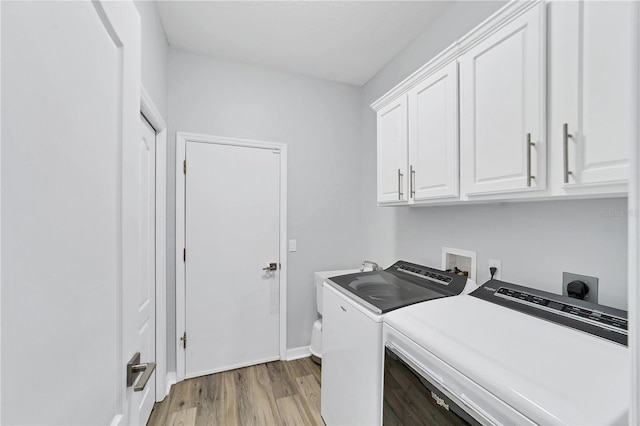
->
310 267 368 363
321 260 477 425
383 279 629 425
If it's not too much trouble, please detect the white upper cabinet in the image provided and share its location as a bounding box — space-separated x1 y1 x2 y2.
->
372 0 635 206
550 1 636 191
408 61 459 202
459 3 546 197
377 96 408 204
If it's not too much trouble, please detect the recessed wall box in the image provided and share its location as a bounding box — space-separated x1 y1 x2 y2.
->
562 272 599 303
442 247 477 282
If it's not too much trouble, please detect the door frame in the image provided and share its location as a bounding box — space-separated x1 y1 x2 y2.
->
629 3 640 422
140 87 168 402
174 132 288 382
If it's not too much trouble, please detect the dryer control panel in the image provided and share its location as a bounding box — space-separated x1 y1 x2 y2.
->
472 280 628 345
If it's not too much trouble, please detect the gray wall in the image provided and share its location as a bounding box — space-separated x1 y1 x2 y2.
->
359 1 628 309
167 49 364 370
134 1 169 120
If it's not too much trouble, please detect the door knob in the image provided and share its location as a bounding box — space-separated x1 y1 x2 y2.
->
262 263 278 271
127 352 156 392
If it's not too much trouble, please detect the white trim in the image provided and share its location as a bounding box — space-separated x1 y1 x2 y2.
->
165 372 177 398
629 2 640 423
176 134 186 381
175 132 288 383
0 2 3 422
455 0 542 55
286 346 312 361
140 87 168 403
371 42 459 112
109 415 124 426
370 0 543 112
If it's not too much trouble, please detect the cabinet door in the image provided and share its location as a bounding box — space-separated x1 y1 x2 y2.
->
377 96 408 204
564 1 635 187
408 62 459 201
460 3 546 196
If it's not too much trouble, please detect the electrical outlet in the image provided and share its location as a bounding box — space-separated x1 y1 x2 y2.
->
488 259 502 280
563 272 598 303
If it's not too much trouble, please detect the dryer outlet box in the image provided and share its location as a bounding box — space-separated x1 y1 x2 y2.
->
562 272 598 303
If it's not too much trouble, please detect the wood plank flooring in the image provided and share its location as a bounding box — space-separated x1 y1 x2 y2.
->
148 357 323 426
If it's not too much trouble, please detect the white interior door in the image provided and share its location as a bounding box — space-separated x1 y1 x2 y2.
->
184 141 280 378
1 1 141 424
123 115 157 425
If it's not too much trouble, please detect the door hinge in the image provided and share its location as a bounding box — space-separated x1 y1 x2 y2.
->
183 248 186 262
180 331 187 349
183 160 186 174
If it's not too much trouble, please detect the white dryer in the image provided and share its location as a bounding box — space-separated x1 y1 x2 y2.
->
383 279 629 425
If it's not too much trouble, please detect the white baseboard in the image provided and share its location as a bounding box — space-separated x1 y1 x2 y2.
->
165 372 176 397
286 346 311 360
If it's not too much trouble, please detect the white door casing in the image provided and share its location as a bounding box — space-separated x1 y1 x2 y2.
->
628 1 640 423
459 2 546 196
140 87 169 403
1 1 141 424
175 133 288 382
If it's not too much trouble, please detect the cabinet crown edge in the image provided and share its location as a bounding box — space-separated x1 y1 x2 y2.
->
370 0 544 112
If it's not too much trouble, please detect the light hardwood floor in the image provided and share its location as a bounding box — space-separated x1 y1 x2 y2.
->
148 357 324 426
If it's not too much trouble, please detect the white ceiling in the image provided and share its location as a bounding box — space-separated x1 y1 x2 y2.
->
156 1 454 86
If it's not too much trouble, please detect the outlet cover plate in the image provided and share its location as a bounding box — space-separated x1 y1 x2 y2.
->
489 259 502 280
562 272 598 303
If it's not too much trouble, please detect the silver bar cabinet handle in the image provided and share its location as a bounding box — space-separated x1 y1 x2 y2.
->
526 133 535 187
397 169 403 200
410 165 415 198
563 123 573 184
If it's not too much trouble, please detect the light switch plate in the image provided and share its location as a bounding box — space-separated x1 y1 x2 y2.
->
562 272 598 303
288 239 297 252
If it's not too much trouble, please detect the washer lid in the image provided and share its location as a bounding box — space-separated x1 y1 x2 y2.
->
328 260 469 313
384 295 629 425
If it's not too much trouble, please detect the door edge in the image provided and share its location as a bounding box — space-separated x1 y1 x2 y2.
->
141 86 168 403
